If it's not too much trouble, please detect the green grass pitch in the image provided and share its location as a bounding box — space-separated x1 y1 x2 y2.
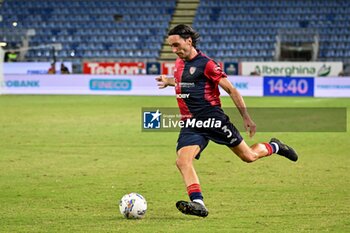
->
0 95 349 232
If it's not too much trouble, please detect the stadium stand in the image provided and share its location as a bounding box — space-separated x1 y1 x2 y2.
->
0 0 349 71
159 0 199 61
193 0 350 62
0 0 176 68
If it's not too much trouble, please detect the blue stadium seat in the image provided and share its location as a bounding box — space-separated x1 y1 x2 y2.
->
194 0 350 61
1 0 349 63
0 0 176 62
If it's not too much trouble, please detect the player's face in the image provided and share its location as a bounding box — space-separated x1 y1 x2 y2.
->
168 35 192 60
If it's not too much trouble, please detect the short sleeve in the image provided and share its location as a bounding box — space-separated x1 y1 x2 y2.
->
204 60 227 84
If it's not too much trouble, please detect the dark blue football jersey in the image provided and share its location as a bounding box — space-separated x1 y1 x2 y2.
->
174 50 227 119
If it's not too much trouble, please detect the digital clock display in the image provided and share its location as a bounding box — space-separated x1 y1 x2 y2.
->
263 77 314 96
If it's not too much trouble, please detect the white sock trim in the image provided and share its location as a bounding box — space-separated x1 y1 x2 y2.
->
271 142 279 153
193 199 205 206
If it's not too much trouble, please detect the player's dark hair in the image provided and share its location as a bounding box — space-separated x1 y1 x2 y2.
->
168 24 200 48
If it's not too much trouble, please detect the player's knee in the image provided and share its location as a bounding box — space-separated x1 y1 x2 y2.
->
176 156 191 170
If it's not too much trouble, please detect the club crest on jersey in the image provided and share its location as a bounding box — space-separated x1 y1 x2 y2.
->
189 67 196 75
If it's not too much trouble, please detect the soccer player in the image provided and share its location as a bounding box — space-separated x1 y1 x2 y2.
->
155 24 298 218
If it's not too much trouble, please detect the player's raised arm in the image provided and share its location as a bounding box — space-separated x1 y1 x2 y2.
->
155 75 175 89
219 78 256 138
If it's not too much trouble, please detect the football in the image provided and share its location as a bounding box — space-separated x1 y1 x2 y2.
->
119 193 147 219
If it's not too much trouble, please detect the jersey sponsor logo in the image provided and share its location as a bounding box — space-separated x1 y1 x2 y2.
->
189 67 196 75
176 93 190 99
177 82 195 88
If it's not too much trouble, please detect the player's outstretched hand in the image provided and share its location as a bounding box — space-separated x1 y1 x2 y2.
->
155 75 169 89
